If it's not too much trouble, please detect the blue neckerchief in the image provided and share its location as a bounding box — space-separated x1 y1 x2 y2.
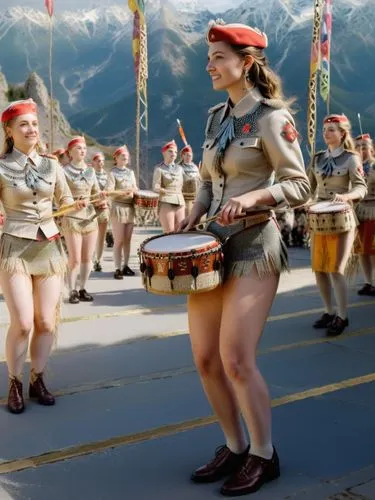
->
320 155 336 179
363 162 371 176
211 114 235 172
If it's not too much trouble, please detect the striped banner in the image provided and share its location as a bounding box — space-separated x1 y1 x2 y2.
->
44 0 53 17
320 0 332 104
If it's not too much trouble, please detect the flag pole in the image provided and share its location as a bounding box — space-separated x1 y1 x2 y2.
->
135 64 141 186
48 14 54 152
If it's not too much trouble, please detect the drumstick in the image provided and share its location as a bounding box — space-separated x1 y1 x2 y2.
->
193 207 275 230
177 119 188 147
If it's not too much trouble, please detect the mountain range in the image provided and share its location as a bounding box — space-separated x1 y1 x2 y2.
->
0 0 374 181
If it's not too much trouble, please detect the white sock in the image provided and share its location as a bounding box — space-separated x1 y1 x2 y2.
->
79 262 92 290
226 437 249 455
250 443 274 460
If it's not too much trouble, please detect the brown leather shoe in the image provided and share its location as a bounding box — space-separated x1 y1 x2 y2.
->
29 372 55 406
326 316 348 337
313 313 335 329
221 448 280 496
191 445 249 484
8 377 24 414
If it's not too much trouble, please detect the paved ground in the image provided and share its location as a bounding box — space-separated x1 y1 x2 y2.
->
0 227 374 500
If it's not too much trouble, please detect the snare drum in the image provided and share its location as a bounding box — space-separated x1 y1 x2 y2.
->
134 190 159 209
308 201 356 234
138 232 223 295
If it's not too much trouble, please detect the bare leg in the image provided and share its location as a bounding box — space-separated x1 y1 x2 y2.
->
188 287 248 453
174 205 186 232
95 221 108 263
220 269 279 459
0 272 34 378
359 255 373 284
315 272 334 314
30 274 63 374
112 218 124 269
159 203 176 233
79 230 98 290
64 232 82 291
331 273 349 319
123 223 134 267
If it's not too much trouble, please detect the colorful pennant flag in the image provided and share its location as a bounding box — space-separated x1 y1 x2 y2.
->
320 0 332 103
45 0 53 17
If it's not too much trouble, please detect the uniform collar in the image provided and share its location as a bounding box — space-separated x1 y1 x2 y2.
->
9 147 41 170
220 87 263 122
325 146 345 159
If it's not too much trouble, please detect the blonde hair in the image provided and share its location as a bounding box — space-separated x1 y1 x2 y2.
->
325 118 357 154
1 119 43 156
232 45 294 110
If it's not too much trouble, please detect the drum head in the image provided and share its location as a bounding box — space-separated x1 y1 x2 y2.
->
137 190 158 198
143 232 217 253
309 201 350 213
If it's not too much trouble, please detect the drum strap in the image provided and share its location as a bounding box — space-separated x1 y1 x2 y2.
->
223 212 273 243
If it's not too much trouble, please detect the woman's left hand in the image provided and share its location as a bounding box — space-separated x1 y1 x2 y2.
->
75 199 87 210
99 191 107 200
333 193 349 203
217 196 245 225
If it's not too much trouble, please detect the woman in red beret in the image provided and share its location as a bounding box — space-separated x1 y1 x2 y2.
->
180 20 310 496
0 99 85 413
152 140 185 232
179 145 200 216
105 146 138 279
63 136 103 303
92 152 110 272
354 134 375 295
308 115 366 335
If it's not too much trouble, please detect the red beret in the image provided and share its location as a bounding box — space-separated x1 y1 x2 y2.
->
324 114 349 125
355 133 372 143
113 146 129 158
92 152 104 161
1 99 37 122
207 21 268 49
181 145 193 154
162 140 177 153
67 136 86 150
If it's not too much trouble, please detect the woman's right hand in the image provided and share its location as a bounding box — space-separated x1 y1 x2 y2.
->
75 199 87 210
177 216 200 232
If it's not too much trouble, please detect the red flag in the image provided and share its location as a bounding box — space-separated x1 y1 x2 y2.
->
45 0 53 17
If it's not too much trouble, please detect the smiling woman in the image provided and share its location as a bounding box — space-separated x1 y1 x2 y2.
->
0 98 84 414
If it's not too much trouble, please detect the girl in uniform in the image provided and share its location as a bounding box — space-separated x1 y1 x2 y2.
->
0 99 84 413
106 146 137 279
92 152 110 272
152 140 185 232
63 136 102 303
354 134 375 295
180 20 310 496
179 144 200 216
308 116 367 335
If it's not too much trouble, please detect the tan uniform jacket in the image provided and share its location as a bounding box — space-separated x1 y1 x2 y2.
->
196 88 310 217
152 163 185 206
105 167 137 206
0 148 73 240
64 163 100 221
362 162 375 201
307 147 367 201
95 171 108 192
181 162 200 200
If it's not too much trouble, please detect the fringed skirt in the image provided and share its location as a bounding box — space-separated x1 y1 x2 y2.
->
111 203 135 224
61 216 98 235
96 208 110 224
0 233 67 276
311 229 357 276
208 218 288 281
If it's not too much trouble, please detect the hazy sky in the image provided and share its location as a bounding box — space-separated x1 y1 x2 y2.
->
0 0 242 11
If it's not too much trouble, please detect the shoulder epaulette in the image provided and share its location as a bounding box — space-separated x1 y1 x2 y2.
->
40 153 58 160
208 102 226 115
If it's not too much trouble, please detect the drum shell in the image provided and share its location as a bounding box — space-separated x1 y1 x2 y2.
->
308 205 356 234
134 192 159 209
138 232 223 295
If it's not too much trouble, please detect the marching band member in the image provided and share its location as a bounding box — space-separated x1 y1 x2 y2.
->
106 145 137 279
52 148 70 167
152 140 185 232
0 99 84 413
92 152 110 272
180 21 310 496
63 136 102 303
308 115 367 335
354 134 375 295
179 144 200 216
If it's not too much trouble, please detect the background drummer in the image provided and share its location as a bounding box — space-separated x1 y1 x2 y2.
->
354 134 375 295
308 115 367 336
52 148 70 167
105 145 137 279
179 144 200 216
92 152 110 273
152 140 185 233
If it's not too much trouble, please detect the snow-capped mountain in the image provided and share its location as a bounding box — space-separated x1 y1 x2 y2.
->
0 0 374 166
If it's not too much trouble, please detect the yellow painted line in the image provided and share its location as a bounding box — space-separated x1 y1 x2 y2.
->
1 371 375 474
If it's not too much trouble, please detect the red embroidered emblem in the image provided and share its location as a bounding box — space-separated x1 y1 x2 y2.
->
242 123 251 134
357 164 364 176
281 122 298 143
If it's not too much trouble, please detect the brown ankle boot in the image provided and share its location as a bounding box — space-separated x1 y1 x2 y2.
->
8 376 25 414
29 372 55 406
